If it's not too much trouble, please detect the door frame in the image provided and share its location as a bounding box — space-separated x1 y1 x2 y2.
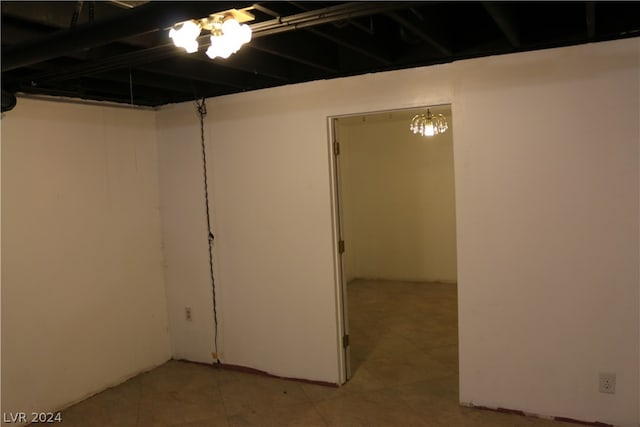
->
327 104 455 385
327 115 350 384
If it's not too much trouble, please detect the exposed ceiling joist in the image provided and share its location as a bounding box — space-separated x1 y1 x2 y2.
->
2 1 251 72
586 2 596 39
305 25 393 66
211 49 291 82
2 1 638 109
249 35 339 73
482 2 521 47
137 58 257 89
95 68 222 96
387 12 452 56
252 2 414 38
25 44 178 84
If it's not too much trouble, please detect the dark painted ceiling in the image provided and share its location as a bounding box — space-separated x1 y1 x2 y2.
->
2 1 639 110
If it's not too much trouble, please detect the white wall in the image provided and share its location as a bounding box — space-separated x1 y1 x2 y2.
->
156 55 454 386
1 98 171 424
453 42 639 426
338 109 457 283
155 106 217 363
157 99 346 382
157 38 639 425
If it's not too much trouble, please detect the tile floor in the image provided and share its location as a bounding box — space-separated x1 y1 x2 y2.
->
46 280 575 426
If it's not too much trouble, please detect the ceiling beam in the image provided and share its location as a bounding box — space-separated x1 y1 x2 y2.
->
288 0 375 36
251 2 414 38
249 33 339 73
93 68 228 97
17 79 170 106
586 2 596 39
305 26 393 66
136 57 258 90
272 0 392 64
482 2 521 47
1 15 55 44
1 1 252 72
1 1 122 32
25 43 179 84
387 12 452 56
198 49 290 82
11 2 407 84
77 76 185 105
175 52 287 88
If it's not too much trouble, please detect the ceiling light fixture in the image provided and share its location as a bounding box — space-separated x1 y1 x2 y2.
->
409 109 448 137
169 9 254 59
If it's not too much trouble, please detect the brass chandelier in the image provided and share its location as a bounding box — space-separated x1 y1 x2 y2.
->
409 109 448 137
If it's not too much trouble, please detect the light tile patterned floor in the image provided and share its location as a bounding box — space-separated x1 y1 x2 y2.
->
43 280 575 426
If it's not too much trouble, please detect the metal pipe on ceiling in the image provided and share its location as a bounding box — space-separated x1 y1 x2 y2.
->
109 0 137 9
251 2 413 36
251 2 378 31
251 3 280 19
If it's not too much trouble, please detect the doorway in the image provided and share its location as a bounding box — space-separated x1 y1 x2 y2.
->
329 105 458 384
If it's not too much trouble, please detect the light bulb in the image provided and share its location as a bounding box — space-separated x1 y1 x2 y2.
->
206 35 234 59
222 18 240 35
169 20 201 53
222 18 252 48
425 123 435 136
238 23 252 45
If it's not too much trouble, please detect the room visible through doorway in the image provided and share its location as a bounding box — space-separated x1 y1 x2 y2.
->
330 106 458 388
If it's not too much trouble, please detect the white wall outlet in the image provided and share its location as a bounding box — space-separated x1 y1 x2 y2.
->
185 307 192 322
598 372 616 394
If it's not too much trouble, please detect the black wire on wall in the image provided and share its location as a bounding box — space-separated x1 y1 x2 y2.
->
196 98 220 364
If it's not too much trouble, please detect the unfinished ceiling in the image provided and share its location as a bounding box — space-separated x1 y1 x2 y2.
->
2 1 639 111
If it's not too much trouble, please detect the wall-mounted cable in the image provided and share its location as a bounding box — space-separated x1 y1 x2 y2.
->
196 98 220 364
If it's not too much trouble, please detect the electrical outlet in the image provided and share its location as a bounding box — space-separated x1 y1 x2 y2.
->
185 307 192 322
599 372 616 394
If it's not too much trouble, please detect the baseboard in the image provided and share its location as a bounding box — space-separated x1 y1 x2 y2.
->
461 402 614 426
175 358 339 388
348 277 457 285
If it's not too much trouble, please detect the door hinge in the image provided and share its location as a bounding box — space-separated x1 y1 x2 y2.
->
338 239 345 254
343 334 350 348
333 141 340 156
